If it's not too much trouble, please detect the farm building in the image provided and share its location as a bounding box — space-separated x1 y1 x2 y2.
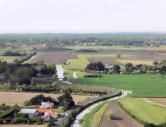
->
37 109 57 121
40 101 54 109
19 109 38 117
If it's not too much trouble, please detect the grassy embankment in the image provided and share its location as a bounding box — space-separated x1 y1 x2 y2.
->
118 97 166 125
81 101 109 127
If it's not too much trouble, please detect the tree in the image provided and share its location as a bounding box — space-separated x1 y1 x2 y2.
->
58 91 75 111
13 67 34 85
124 63 135 74
31 77 36 86
159 65 166 74
153 61 158 66
86 62 105 72
112 64 121 74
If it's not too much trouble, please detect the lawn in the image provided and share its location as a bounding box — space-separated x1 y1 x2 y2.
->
118 97 166 125
73 74 166 97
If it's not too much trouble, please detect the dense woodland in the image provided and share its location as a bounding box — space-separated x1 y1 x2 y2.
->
0 33 166 47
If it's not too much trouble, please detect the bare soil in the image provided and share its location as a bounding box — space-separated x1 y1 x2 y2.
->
147 98 166 106
88 57 119 64
28 52 78 64
99 101 142 127
0 92 95 106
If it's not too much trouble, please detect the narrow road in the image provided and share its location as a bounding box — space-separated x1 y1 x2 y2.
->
99 101 142 127
56 65 64 81
71 90 130 127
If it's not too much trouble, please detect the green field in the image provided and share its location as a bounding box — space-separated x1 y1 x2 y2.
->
0 56 25 63
81 101 109 127
119 97 166 125
63 53 131 78
73 74 166 97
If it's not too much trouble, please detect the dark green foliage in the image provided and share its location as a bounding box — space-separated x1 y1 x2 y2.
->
86 62 105 72
124 63 135 74
24 94 58 106
58 92 75 111
2 50 23 56
112 64 121 74
0 61 56 85
0 33 166 47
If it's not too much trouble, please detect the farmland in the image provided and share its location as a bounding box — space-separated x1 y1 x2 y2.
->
73 74 166 97
27 52 78 64
81 101 109 127
0 92 95 106
118 97 166 125
99 101 142 127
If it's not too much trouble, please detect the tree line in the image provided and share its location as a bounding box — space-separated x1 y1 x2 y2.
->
0 61 56 86
85 60 166 75
1 33 166 47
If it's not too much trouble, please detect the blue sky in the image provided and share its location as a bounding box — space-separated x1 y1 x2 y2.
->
0 0 166 33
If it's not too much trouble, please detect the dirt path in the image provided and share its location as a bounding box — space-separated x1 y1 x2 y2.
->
99 101 142 127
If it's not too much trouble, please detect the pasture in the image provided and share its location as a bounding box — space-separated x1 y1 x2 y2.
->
118 97 166 125
73 74 166 97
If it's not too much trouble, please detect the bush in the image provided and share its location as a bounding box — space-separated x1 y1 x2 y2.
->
25 94 58 106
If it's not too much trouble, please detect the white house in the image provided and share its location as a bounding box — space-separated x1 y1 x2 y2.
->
40 102 54 109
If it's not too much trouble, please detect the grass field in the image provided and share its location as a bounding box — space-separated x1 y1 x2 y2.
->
118 97 166 125
63 54 131 78
0 56 25 63
81 101 109 127
73 74 166 97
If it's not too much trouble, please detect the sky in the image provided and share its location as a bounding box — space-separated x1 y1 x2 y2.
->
0 0 166 33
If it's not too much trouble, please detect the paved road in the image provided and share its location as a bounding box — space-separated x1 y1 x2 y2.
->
99 101 142 127
71 90 130 127
56 65 64 80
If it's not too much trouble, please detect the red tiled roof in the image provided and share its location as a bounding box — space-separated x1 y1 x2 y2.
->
37 109 56 113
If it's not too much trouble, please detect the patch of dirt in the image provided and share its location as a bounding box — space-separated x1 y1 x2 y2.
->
99 101 142 127
0 92 95 106
28 52 78 64
145 98 166 107
88 57 120 64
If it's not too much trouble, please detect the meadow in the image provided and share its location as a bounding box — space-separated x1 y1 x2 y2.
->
118 97 166 125
73 74 166 97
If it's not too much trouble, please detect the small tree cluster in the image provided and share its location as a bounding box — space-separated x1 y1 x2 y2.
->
58 91 75 111
85 62 105 72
